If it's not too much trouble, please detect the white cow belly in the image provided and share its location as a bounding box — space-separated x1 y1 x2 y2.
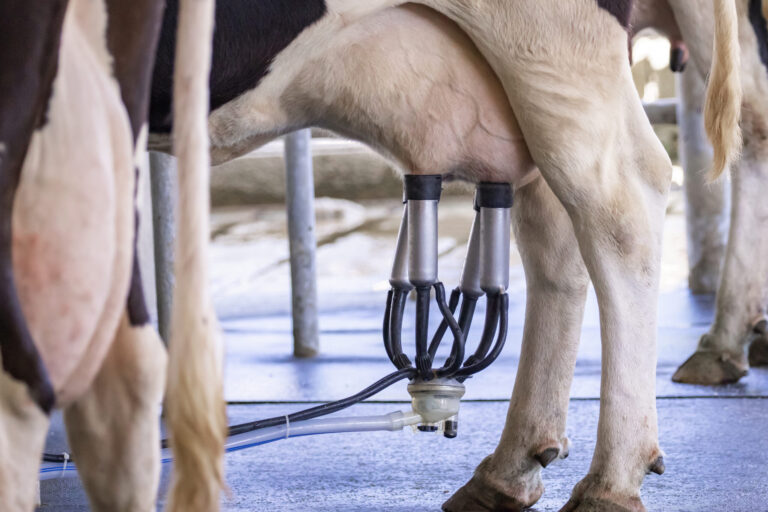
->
12 0 135 404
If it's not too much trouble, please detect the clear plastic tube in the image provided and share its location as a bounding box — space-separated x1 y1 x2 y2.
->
39 410 422 481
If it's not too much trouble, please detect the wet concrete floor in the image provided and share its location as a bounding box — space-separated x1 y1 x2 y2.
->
39 193 768 511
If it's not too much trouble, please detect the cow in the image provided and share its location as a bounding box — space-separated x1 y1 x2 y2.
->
148 2 536 184
0 0 223 511
633 0 768 386
147 0 740 511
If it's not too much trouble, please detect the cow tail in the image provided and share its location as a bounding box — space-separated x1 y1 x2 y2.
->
704 0 742 179
166 0 226 511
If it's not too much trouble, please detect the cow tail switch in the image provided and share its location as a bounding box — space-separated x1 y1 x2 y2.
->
40 176 513 478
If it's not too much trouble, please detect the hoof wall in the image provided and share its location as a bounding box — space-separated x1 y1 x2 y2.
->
672 351 747 385
560 497 643 512
748 334 768 367
561 476 646 512
442 477 530 512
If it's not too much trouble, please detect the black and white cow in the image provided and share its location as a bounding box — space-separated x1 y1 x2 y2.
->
149 1 535 183
0 0 223 510
147 1 740 511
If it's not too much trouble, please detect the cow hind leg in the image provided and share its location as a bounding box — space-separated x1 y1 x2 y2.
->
547 112 669 512
551 129 669 511
63 313 166 512
0 370 50 512
443 177 588 511
672 132 768 383
482 13 670 507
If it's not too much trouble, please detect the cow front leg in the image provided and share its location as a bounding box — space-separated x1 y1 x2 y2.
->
63 314 166 512
673 127 768 383
443 176 588 511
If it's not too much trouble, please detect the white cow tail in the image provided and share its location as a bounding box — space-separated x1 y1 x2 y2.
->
704 0 742 179
166 0 226 511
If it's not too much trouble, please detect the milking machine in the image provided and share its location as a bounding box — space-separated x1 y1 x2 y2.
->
383 175 512 436
40 175 513 479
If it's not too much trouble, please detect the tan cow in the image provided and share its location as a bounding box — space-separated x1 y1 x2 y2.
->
144 0 741 510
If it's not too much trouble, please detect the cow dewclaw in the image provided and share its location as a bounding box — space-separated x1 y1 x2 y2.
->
534 447 560 468
532 440 569 468
648 455 665 476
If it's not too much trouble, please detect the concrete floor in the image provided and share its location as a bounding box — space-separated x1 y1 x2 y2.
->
39 193 768 511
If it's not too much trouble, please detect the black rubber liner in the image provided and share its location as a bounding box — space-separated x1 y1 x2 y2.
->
403 174 442 201
475 182 513 209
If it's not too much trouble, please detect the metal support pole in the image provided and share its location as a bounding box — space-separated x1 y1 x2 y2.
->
676 68 730 294
148 151 177 343
137 151 158 325
284 130 319 357
643 98 678 125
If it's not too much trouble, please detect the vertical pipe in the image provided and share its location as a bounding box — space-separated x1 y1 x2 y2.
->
148 150 177 343
284 129 319 357
137 151 158 324
676 69 730 294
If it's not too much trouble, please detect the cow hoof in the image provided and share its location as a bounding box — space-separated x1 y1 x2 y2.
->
748 334 768 367
559 497 644 512
560 476 645 512
442 477 541 512
672 350 747 385
442 457 544 512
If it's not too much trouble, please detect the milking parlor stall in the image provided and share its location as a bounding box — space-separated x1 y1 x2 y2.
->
5 0 768 511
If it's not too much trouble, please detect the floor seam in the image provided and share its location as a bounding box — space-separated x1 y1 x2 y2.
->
225 395 768 406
